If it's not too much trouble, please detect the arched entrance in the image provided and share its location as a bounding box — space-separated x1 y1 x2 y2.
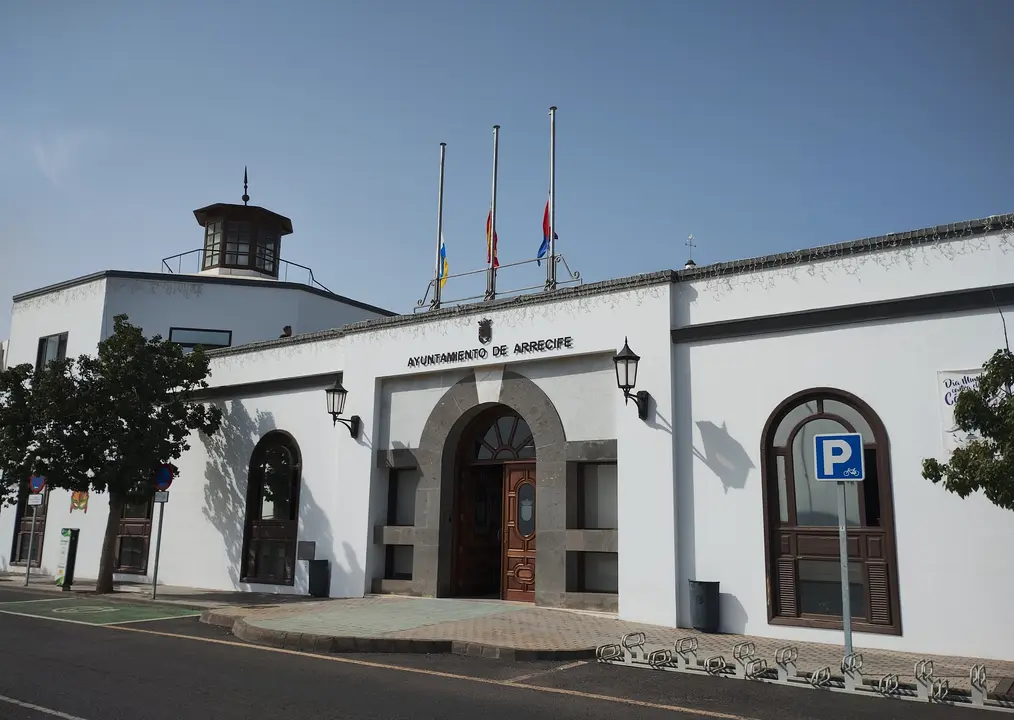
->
451 406 538 602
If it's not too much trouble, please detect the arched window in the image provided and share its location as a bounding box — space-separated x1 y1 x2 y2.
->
241 431 302 585
761 389 901 635
472 412 536 461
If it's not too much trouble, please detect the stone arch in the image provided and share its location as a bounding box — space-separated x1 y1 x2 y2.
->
412 368 567 601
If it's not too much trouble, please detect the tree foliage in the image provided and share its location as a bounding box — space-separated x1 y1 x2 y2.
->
923 348 1014 511
0 314 222 592
0 358 85 506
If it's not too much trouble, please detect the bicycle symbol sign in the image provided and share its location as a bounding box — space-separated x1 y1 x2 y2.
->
813 433 865 482
52 606 118 614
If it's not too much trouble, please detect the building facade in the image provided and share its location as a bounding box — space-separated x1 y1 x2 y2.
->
2 210 1013 663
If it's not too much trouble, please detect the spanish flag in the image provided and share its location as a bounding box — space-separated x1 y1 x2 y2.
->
486 210 499 268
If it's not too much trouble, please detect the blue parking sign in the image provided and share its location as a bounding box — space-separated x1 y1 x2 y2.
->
813 433 864 482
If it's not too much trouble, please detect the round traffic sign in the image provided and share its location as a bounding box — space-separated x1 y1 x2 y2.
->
153 464 173 491
29 474 46 494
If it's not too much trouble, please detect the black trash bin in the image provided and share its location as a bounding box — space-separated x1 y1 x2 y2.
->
688 580 720 633
307 559 331 598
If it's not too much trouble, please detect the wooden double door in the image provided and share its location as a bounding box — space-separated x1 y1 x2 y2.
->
453 463 537 602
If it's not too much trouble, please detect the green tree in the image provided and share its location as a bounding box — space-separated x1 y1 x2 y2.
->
923 348 1014 511
0 315 222 592
0 358 86 507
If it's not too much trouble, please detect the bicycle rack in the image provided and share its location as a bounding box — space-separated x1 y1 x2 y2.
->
841 653 864 692
774 646 798 683
594 636 1014 713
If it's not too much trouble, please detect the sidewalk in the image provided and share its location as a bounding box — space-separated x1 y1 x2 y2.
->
0 573 323 609
203 594 1014 695
6 573 1011 698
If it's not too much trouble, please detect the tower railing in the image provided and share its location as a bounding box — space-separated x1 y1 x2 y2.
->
160 249 334 294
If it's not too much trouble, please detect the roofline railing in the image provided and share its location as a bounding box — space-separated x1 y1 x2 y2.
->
413 254 582 313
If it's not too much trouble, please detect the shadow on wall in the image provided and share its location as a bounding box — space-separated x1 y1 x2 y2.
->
201 400 356 595
693 421 754 493
720 592 749 634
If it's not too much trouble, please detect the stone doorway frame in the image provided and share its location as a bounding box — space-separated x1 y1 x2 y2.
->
413 369 568 605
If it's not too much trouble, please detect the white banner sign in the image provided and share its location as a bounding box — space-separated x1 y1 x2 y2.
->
938 369 983 452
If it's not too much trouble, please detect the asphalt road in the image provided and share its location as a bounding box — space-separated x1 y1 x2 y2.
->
0 586 992 720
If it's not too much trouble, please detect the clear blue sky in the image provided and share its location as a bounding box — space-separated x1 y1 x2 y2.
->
2 0 1013 337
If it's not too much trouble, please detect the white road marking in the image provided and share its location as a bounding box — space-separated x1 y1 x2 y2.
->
103 614 200 625
506 660 589 684
0 609 100 626
0 598 64 605
0 692 92 720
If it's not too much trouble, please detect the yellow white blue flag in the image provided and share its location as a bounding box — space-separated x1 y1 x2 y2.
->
438 233 449 289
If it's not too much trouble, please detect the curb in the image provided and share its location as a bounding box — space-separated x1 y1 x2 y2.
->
0 582 208 612
200 609 597 662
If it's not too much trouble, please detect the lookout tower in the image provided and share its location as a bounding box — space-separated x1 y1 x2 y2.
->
192 168 293 280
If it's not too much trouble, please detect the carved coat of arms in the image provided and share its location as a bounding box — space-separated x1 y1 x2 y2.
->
478 318 493 345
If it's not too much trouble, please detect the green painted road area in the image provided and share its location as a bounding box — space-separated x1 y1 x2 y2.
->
0 597 201 625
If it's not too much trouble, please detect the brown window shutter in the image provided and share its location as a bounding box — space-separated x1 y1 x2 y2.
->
777 557 798 616
867 562 892 625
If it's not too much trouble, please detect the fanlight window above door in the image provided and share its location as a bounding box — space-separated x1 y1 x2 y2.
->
474 413 536 461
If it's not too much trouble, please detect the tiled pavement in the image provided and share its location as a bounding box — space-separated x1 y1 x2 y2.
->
204 595 1014 694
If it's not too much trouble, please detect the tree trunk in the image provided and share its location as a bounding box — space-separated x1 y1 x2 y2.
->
95 491 124 594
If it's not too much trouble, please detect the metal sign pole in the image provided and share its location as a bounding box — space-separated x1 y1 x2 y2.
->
836 480 853 657
151 500 166 600
24 505 38 587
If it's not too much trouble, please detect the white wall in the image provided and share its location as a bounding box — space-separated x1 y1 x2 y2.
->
139 281 679 622
677 303 1014 660
0 278 109 576
4 277 107 368
160 388 353 595
375 353 616 451
680 230 1014 326
102 276 389 345
0 273 389 580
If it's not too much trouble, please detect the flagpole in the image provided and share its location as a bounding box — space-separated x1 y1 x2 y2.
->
547 106 557 291
486 125 500 301
432 142 447 309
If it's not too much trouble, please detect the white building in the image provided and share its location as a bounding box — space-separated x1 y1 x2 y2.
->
2 204 1013 663
0 193 393 593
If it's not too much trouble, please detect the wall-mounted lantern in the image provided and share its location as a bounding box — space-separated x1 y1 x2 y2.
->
325 375 361 438
613 337 650 420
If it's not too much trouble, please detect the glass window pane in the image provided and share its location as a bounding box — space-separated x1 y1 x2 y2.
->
774 401 818 446
475 443 493 460
122 501 150 519
513 418 532 447
517 443 536 459
776 454 789 523
583 552 619 593
791 418 860 526
259 446 293 520
579 463 618 529
496 416 516 445
169 328 231 348
391 469 418 526
390 545 413 578
493 448 516 460
517 482 535 537
798 559 867 618
822 400 874 442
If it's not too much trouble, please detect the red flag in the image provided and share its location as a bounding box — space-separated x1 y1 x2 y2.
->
486 210 499 267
